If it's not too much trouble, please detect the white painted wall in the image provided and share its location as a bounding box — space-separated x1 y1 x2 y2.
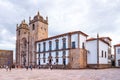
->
71 34 78 48
86 40 97 64
115 46 120 67
87 40 109 64
99 41 108 64
80 34 87 48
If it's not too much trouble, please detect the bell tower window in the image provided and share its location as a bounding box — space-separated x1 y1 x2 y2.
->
32 24 35 30
18 31 20 35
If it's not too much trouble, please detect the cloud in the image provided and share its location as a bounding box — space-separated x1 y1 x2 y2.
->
0 0 120 59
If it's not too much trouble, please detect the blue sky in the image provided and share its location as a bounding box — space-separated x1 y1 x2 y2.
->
0 0 120 59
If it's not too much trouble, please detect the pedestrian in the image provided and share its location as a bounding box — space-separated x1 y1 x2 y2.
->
50 65 52 70
9 66 11 71
30 65 32 70
26 66 28 71
6 65 8 71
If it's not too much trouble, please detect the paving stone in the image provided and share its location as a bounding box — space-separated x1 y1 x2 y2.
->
0 68 120 80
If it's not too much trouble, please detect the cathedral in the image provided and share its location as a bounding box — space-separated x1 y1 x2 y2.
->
16 12 48 67
16 11 112 69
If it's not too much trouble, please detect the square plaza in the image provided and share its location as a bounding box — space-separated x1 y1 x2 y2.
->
0 68 120 80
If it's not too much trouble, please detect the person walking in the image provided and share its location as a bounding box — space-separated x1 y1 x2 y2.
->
9 66 11 71
26 66 28 71
30 64 32 70
6 65 8 71
50 65 53 70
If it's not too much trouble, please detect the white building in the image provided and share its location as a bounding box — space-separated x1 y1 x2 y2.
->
36 31 88 69
86 36 112 68
114 44 120 67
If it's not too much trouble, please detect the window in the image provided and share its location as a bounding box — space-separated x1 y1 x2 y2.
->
38 60 40 65
56 58 59 63
63 38 66 49
18 31 20 35
43 42 46 51
32 24 35 30
38 44 41 52
43 53 45 58
49 41 52 51
105 51 106 58
118 60 120 66
63 58 66 65
43 53 46 63
72 41 76 48
56 52 59 57
49 52 51 56
63 51 66 56
118 48 120 54
82 42 85 49
56 39 59 50
101 50 103 57
24 32 26 34
43 58 46 63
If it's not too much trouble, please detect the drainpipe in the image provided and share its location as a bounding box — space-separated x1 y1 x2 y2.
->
97 33 99 68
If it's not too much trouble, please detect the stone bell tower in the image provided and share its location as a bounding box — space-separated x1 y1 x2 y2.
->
16 20 29 66
29 11 48 65
16 11 48 66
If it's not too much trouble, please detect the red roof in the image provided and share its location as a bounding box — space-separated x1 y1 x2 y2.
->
99 37 112 41
114 44 120 47
87 37 111 46
36 31 88 43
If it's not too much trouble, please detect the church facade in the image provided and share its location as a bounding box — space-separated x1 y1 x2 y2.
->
16 12 48 67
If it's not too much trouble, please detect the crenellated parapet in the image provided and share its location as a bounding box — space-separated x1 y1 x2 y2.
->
29 11 48 24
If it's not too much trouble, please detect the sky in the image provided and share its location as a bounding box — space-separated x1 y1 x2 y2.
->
0 0 120 59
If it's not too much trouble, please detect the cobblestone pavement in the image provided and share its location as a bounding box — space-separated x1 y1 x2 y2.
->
0 68 120 80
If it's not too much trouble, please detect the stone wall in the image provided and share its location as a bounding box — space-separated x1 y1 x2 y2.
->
87 64 111 69
0 50 13 66
68 48 87 69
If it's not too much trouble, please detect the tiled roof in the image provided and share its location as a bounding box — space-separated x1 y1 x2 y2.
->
114 44 120 47
36 31 88 43
87 37 111 46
